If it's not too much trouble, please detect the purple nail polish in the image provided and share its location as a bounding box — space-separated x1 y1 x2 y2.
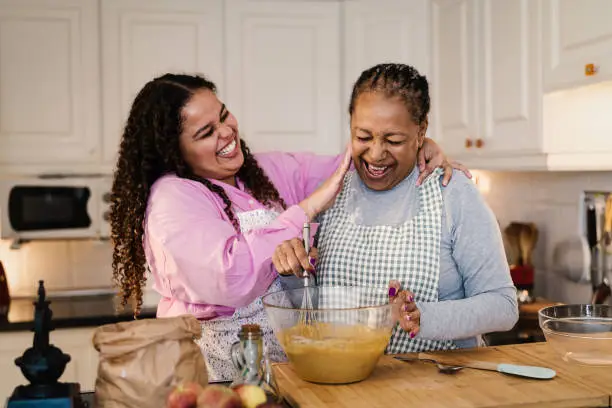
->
409 295 415 303
388 287 397 297
405 315 411 321
410 332 416 339
402 304 408 312
309 257 316 268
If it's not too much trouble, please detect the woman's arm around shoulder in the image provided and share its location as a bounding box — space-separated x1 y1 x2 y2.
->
254 151 344 203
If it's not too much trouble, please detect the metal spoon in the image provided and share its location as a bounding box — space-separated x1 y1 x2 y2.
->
394 356 463 374
434 363 464 374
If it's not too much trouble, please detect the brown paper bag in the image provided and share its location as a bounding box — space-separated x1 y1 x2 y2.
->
92 314 208 408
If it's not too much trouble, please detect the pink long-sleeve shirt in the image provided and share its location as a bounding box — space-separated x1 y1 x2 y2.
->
144 151 342 320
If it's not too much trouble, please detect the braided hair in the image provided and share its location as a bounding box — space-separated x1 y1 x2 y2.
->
349 63 430 126
110 73 286 315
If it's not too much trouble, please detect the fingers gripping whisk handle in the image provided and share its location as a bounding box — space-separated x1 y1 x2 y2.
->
302 223 312 286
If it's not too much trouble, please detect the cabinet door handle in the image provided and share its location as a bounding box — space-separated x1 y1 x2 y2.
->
465 138 473 148
475 138 484 148
585 63 599 76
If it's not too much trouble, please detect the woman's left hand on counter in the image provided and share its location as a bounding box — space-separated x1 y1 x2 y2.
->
389 280 420 339
417 138 472 186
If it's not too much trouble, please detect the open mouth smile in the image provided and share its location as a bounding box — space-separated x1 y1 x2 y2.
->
362 160 392 179
217 137 238 158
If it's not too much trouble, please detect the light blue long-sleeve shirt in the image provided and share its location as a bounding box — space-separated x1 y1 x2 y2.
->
281 166 518 348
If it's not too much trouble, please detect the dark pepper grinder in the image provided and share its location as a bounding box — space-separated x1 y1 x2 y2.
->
7 280 84 408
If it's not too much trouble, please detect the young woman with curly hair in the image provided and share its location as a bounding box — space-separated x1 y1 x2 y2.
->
109 72 464 381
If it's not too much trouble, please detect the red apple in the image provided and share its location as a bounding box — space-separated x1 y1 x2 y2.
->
232 385 267 408
197 385 243 408
167 382 204 408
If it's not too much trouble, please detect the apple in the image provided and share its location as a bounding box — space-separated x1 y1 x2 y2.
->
197 385 243 408
166 382 204 408
232 384 267 408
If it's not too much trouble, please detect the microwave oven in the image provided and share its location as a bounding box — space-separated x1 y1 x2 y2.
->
0 175 112 240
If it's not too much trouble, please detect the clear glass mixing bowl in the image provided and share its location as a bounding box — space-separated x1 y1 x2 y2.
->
262 286 395 384
538 304 612 366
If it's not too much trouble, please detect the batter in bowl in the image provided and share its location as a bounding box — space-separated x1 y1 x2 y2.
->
279 322 392 384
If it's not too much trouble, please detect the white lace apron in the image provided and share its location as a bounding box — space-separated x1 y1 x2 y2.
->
316 168 456 353
195 208 287 382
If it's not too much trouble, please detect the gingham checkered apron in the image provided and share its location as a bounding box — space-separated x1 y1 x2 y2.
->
316 168 456 353
196 208 287 382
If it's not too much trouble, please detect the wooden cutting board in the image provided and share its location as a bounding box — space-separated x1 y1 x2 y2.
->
501 342 612 396
273 343 611 408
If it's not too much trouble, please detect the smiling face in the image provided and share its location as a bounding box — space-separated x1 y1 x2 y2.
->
350 91 426 191
178 89 243 185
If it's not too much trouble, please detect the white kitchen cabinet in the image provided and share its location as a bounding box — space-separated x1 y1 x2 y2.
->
430 0 479 156
543 0 612 92
0 327 98 400
0 0 100 170
225 0 342 155
477 0 542 155
431 0 542 159
101 0 224 166
541 80 612 170
1 0 431 172
343 0 430 144
432 0 612 171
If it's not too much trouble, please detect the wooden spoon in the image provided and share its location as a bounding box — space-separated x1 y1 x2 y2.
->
604 194 612 247
519 223 538 266
504 222 524 266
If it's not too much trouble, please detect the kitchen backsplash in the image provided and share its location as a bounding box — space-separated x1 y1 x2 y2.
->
0 238 160 307
475 170 612 304
2 170 612 305
0 240 113 295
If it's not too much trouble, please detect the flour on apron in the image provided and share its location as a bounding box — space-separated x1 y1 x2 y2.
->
195 208 287 382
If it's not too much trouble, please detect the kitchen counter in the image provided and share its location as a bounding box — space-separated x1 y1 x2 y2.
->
273 343 612 407
0 294 157 332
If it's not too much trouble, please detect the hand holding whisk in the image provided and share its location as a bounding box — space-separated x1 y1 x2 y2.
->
270 224 319 331
300 223 316 327
302 223 313 286
271 229 318 278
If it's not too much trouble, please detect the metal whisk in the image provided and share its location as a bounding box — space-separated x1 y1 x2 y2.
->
299 223 316 327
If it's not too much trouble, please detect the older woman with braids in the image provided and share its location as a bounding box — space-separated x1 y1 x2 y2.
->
109 73 466 382
274 63 518 354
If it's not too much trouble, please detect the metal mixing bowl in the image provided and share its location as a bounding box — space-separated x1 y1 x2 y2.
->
538 304 612 365
262 286 394 384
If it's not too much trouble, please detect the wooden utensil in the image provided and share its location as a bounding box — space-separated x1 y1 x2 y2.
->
604 194 612 247
504 222 524 265
519 223 538 266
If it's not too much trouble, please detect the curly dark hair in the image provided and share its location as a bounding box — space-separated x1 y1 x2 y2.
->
110 73 286 315
348 63 430 126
